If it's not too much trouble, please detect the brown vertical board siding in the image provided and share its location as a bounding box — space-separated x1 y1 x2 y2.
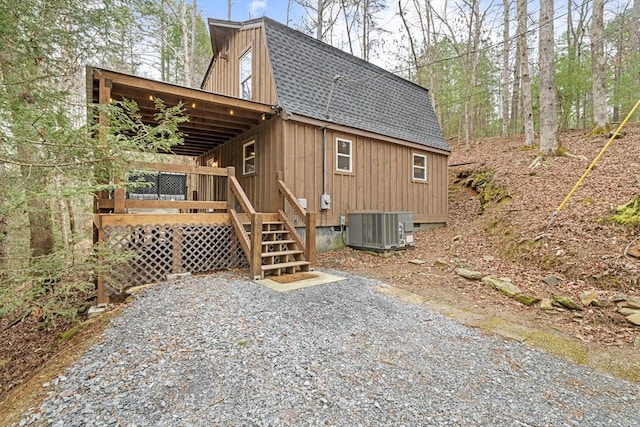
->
197 119 283 212
204 119 449 225
202 25 277 105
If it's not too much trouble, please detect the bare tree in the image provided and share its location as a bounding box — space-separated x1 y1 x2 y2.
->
631 0 639 55
539 0 557 155
180 0 192 86
296 0 339 41
501 0 511 137
517 0 534 147
399 0 422 85
591 0 609 133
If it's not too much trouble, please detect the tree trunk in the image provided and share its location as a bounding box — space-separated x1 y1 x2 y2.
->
316 0 325 40
180 0 192 86
362 0 369 61
0 163 8 276
501 0 510 137
591 0 609 134
538 0 557 155
399 0 421 85
66 198 77 242
191 0 197 87
517 0 534 146
631 0 639 55
510 40 520 134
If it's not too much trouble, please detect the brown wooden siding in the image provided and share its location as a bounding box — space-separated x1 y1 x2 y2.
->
202 25 277 106
198 119 284 212
282 121 448 226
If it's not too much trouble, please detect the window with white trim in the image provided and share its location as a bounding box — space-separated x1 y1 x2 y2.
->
243 141 255 175
336 138 352 172
239 49 252 100
413 154 427 181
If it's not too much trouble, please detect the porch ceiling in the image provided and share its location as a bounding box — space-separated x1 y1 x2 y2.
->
88 67 278 157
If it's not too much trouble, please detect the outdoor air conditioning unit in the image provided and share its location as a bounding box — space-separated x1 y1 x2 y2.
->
346 212 414 251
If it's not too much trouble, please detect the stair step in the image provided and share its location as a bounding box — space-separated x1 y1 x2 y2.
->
261 260 310 271
261 239 296 246
242 221 284 226
261 250 303 258
246 230 289 237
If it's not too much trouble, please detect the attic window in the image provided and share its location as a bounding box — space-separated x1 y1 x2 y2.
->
413 154 427 181
243 140 255 175
336 138 352 173
239 49 252 100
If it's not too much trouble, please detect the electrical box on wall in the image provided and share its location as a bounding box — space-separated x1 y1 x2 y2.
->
320 193 331 210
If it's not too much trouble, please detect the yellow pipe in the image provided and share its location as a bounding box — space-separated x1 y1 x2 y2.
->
552 99 640 222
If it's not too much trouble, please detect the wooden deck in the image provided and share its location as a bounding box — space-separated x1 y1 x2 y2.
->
94 164 315 303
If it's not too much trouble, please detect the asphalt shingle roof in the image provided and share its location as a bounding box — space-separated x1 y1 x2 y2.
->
262 18 449 152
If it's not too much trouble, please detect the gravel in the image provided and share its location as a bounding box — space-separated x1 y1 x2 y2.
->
19 271 640 426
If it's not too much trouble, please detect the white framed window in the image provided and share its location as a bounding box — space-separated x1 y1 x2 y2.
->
239 49 252 100
413 153 427 181
336 138 352 172
243 140 256 175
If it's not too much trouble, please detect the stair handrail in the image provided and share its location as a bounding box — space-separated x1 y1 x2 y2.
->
227 168 256 216
226 167 260 276
275 171 316 267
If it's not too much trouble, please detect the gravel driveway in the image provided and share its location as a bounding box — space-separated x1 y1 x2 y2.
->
20 272 640 426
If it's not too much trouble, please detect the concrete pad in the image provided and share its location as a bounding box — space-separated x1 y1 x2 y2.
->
254 271 346 292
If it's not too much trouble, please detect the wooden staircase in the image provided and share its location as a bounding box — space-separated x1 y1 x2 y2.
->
227 171 316 281
243 214 311 277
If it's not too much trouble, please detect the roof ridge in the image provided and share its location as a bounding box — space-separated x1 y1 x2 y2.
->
261 17 429 94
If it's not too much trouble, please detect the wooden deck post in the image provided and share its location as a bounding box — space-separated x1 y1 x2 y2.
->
93 75 112 246
250 213 263 279
305 212 316 267
226 166 236 211
113 187 125 213
95 218 108 304
275 171 284 212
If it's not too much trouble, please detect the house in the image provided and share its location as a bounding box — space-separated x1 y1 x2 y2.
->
89 17 449 302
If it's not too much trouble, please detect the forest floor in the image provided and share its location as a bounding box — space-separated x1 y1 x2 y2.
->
2 123 640 423
319 122 640 350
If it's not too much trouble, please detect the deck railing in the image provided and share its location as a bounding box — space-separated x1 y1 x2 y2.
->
94 164 316 301
275 171 316 268
226 167 262 279
97 162 230 213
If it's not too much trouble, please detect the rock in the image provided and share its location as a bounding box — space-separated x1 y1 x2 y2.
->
626 312 640 326
611 293 629 302
481 276 521 298
87 304 108 318
619 308 640 316
580 290 600 307
515 294 541 306
625 299 640 310
540 298 554 310
167 272 191 282
634 336 640 347
434 259 449 267
455 268 485 281
452 235 462 242
628 245 640 259
482 255 495 262
409 259 427 265
551 293 583 311
542 276 561 285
